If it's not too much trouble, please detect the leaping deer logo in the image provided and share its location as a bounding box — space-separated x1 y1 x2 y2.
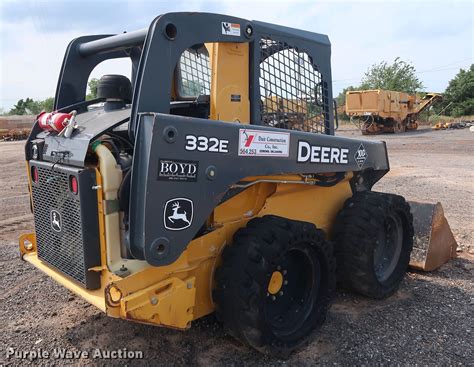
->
51 210 61 232
168 202 191 225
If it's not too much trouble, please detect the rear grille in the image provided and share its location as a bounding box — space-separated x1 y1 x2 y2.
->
30 161 100 289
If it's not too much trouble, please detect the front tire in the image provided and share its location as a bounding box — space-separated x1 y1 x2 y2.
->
393 119 406 133
213 215 336 357
334 191 414 299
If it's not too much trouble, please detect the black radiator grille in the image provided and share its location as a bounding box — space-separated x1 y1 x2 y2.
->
30 163 100 289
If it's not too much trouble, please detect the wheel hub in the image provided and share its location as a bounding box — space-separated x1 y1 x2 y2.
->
374 213 404 282
268 271 284 295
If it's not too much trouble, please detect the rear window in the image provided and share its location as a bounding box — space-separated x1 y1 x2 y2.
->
177 45 211 98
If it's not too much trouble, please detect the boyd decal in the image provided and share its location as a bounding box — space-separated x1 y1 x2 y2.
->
158 159 198 182
297 141 349 164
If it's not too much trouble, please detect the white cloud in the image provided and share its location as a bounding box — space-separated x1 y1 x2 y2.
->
0 0 472 111
1 20 80 108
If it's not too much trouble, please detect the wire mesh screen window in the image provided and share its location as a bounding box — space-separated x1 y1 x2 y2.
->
260 38 329 133
178 46 211 98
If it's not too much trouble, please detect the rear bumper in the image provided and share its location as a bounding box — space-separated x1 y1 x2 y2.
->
19 232 109 312
23 251 107 311
19 232 199 330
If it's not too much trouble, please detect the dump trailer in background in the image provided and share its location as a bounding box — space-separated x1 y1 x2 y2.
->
346 90 442 134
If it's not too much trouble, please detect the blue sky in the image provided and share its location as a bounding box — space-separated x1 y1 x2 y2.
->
0 0 472 111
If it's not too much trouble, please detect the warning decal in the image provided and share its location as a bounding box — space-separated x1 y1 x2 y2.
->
222 22 241 36
238 129 290 157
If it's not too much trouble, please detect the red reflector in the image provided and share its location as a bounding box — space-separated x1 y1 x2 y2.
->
70 176 78 194
31 167 39 183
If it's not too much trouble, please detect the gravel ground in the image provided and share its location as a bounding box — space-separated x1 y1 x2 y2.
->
0 126 473 366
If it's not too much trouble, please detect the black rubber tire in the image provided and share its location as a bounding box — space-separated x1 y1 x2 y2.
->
333 191 414 299
213 215 336 358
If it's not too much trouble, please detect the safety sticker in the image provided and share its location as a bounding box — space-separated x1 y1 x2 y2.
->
222 22 241 36
239 129 290 157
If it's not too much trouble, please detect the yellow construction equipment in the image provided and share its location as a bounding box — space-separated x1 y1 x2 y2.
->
18 12 456 358
346 90 442 134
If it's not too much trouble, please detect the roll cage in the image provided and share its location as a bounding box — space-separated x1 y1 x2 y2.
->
54 12 335 137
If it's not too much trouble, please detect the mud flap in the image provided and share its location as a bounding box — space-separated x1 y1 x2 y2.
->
409 201 457 271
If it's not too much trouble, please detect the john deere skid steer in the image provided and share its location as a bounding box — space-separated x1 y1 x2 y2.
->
20 13 417 356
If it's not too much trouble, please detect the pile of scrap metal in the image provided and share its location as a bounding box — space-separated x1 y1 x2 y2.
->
0 128 31 141
0 115 34 141
431 120 474 130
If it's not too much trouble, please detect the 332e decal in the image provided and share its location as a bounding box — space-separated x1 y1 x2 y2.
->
185 135 229 153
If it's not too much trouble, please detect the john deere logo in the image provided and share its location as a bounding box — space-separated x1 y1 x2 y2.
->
50 210 62 232
164 198 193 231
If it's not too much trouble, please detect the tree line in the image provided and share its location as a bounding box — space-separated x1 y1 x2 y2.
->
3 62 473 118
1 78 99 116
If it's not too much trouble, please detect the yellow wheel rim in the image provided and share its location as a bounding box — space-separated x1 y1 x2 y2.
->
268 271 283 295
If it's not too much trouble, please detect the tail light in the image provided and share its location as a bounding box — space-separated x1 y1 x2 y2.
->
69 175 78 194
31 166 39 183
37 111 73 132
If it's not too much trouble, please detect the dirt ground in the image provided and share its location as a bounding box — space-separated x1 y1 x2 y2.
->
0 127 473 365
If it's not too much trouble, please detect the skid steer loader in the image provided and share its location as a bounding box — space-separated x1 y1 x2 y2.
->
18 12 454 357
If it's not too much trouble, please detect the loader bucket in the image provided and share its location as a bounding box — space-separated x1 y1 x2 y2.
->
408 201 457 271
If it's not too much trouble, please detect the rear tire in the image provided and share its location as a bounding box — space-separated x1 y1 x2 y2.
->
334 191 414 299
213 215 336 358
393 119 406 133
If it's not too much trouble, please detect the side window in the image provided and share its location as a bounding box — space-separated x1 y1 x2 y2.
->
259 38 329 133
177 45 211 99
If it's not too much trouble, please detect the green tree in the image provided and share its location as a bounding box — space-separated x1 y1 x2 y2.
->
8 97 54 115
9 98 40 115
86 78 100 100
39 97 54 112
442 64 474 117
360 57 424 94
